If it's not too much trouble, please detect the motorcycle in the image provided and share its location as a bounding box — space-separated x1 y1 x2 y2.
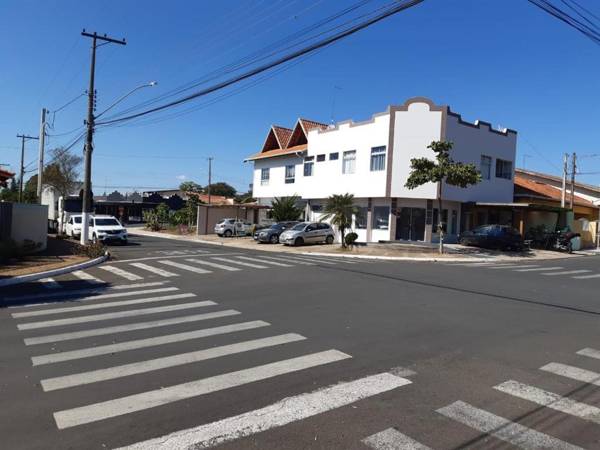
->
553 230 580 253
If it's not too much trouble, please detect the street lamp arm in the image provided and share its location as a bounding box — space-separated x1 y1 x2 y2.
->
95 81 157 119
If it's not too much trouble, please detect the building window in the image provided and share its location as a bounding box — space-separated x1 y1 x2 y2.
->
285 165 295 184
317 154 326 162
329 152 339 160
355 207 368 229
370 146 386 171
342 150 356 174
260 168 269 185
372 206 390 230
495 159 513 180
480 155 492 180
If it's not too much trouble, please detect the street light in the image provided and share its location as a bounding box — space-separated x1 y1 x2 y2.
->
95 81 158 119
80 80 157 245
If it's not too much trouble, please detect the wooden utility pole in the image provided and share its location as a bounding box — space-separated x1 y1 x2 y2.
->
36 108 47 202
16 134 39 202
561 153 568 208
570 152 577 210
207 157 213 206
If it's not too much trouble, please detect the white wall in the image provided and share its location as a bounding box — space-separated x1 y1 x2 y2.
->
11 203 48 251
443 115 516 203
390 101 442 199
251 155 304 200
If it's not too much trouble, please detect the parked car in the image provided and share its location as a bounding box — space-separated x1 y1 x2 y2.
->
255 221 299 244
65 214 83 238
279 222 335 246
89 215 128 245
252 224 271 240
459 225 523 251
214 218 253 237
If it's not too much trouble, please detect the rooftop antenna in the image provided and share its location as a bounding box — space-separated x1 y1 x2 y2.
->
329 85 342 127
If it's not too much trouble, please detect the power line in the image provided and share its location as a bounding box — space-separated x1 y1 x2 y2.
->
96 0 425 126
528 0 600 45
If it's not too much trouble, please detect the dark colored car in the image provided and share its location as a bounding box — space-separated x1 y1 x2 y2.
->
459 225 523 251
255 221 299 244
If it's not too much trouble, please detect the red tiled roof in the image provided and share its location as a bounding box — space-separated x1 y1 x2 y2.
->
0 168 15 187
272 126 293 149
299 118 328 134
245 144 307 161
187 192 231 205
514 175 596 208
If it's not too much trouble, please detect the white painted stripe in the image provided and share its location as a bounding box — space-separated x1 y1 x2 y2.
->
542 270 592 276
157 260 211 274
32 320 268 366
108 252 240 264
515 266 563 272
72 270 104 284
38 278 61 289
305 255 356 264
437 401 582 450
572 273 600 279
494 380 600 424
18 300 215 331
541 362 600 386
54 349 352 429
5 282 166 304
212 257 267 269
184 258 241 272
577 348 600 360
116 371 409 450
451 262 495 267
257 255 315 265
12 290 188 318
487 265 540 270
129 262 179 277
288 256 337 265
363 428 431 450
24 310 241 345
42 333 305 391
236 256 293 267
99 265 143 281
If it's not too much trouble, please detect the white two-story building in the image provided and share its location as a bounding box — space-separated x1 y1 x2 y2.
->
246 97 517 243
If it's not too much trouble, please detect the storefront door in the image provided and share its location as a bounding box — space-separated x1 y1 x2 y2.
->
396 208 426 241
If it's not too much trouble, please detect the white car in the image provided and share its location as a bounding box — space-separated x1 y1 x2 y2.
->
65 214 83 238
89 215 128 245
214 218 253 237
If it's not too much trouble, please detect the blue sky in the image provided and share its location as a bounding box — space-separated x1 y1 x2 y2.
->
1 0 599 193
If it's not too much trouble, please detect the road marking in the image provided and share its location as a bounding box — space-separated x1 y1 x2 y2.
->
12 290 188 318
236 255 293 267
212 257 268 269
451 262 495 267
363 428 431 450
99 265 143 281
31 320 269 366
116 371 410 450
541 362 600 386
515 266 563 272
289 256 337 265
72 270 104 284
257 255 315 265
542 270 592 276
38 278 61 289
54 349 352 429
41 333 305 391
494 380 600 424
129 262 179 277
572 273 600 279
487 265 540 270
577 348 600 361
18 300 215 331
24 310 241 345
157 259 212 274
437 400 582 450
4 282 166 304
305 255 356 264
185 258 241 272
106 252 241 264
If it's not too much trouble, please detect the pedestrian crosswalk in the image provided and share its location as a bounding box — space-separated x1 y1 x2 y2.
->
8 280 414 447
362 346 600 450
445 260 600 282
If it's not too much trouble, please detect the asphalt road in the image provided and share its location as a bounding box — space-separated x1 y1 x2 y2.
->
2 233 600 449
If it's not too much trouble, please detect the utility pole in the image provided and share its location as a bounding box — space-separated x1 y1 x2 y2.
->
570 152 577 210
36 108 47 202
207 157 213 205
16 134 39 202
561 153 568 208
80 30 126 245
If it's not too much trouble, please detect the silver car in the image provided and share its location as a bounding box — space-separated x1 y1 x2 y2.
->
279 222 335 246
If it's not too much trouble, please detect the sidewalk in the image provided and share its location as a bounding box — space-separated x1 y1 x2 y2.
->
129 228 591 262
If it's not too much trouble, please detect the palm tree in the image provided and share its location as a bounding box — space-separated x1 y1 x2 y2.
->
270 195 303 222
321 193 357 248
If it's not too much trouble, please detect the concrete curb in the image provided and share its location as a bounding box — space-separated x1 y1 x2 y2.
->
299 252 502 262
0 252 109 288
129 230 224 247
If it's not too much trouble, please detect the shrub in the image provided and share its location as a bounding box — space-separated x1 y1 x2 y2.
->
344 232 358 248
143 209 162 231
73 242 107 259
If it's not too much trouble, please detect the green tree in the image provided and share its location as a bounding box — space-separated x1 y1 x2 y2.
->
155 203 170 225
234 190 255 204
405 140 481 254
43 148 83 198
22 174 39 203
321 193 357 248
270 196 303 222
207 182 236 198
0 177 19 202
179 181 203 193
